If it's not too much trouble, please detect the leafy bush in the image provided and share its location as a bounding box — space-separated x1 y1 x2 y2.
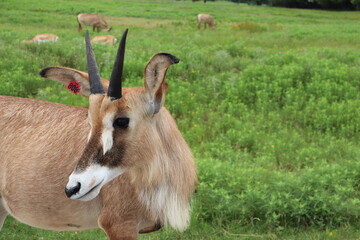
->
196 158 360 231
0 1 360 238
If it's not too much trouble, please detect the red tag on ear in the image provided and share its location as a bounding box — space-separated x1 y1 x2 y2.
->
66 80 81 94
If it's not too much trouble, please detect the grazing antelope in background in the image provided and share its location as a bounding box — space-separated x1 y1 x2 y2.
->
22 33 59 43
77 13 112 32
0 29 197 240
91 35 117 45
197 13 215 30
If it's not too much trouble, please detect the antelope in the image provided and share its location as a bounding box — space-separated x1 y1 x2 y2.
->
0 29 197 240
91 35 117 45
197 14 215 30
22 33 59 43
77 13 112 32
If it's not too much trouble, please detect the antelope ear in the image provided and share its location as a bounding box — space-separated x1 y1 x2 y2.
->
39 66 109 97
144 53 179 114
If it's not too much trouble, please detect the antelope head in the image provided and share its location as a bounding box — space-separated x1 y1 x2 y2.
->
63 30 179 201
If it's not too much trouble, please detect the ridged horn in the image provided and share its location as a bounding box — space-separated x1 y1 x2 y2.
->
85 30 105 95
107 28 128 101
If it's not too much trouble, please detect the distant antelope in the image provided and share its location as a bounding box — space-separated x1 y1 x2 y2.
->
77 13 111 32
22 33 59 43
0 29 197 239
91 35 117 45
197 13 215 30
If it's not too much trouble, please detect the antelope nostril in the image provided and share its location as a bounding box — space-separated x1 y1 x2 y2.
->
65 182 81 198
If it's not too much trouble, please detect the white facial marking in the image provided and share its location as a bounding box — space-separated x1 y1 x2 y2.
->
87 130 92 142
66 164 125 201
102 112 115 154
87 115 92 142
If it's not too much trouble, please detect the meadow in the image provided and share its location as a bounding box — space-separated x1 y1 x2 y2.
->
0 0 360 239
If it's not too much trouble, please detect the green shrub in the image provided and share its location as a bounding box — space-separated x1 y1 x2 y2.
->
196 158 360 231
1 1 360 237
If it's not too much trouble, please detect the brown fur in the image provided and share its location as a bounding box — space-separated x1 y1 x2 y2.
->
77 13 111 32
197 13 215 30
91 35 117 45
0 54 197 240
22 34 59 43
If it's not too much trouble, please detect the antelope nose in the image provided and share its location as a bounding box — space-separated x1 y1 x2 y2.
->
65 182 81 198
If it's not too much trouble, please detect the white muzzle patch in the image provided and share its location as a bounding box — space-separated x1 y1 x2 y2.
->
66 164 125 201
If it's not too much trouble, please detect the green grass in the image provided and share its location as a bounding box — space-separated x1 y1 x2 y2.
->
1 0 360 239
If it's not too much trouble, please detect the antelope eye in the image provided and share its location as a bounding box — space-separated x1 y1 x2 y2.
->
113 118 129 129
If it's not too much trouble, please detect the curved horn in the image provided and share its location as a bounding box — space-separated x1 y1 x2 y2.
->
107 28 128 101
85 30 105 95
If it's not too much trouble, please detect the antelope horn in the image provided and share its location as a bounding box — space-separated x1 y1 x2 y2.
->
85 30 105 94
107 28 128 101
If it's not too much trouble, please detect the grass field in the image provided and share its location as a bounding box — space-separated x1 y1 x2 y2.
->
1 0 360 239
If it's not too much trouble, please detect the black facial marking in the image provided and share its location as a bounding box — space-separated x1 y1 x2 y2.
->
102 142 127 167
77 141 126 169
75 122 128 171
76 146 103 171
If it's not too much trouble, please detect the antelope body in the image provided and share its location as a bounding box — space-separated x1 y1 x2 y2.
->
0 30 197 240
91 35 117 45
197 14 215 30
22 33 59 43
77 13 111 32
